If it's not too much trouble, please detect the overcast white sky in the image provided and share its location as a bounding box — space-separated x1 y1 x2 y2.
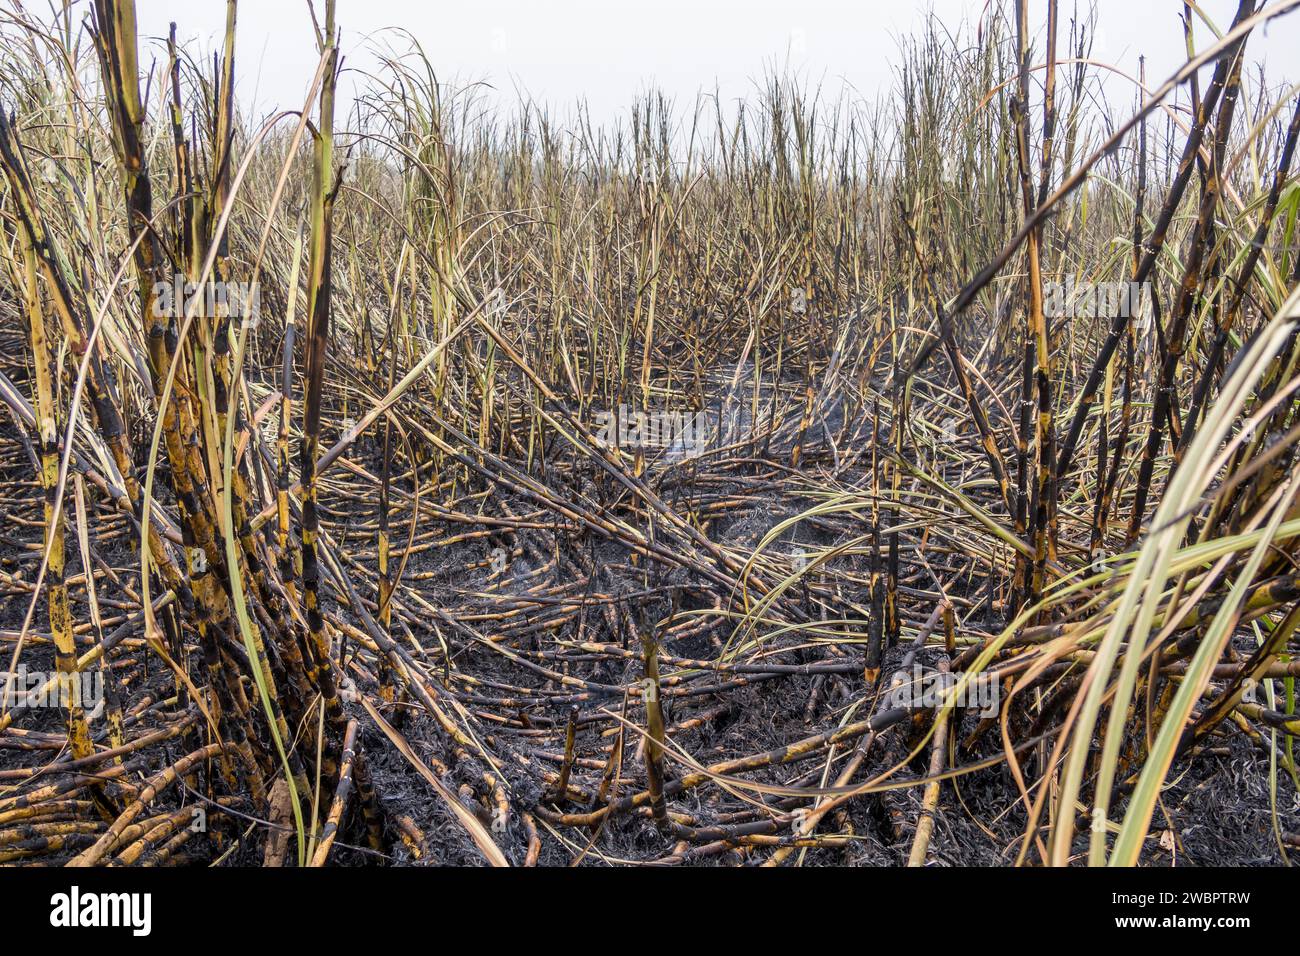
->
131 1 1299 123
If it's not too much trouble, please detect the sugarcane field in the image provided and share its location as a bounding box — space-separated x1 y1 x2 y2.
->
2 0 1300 900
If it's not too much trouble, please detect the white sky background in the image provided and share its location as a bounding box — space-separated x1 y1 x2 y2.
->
131 0 1299 126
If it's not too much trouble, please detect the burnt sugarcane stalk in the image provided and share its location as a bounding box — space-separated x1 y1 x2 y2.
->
278 322 298 597
1126 27 1249 543
1010 0 1058 614
1054 0 1259 483
1178 98 1300 457
100 3 245 737
866 400 885 682
639 614 669 827
16 222 93 764
553 704 580 802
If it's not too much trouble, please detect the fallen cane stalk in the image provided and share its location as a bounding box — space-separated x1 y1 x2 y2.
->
907 658 951 866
